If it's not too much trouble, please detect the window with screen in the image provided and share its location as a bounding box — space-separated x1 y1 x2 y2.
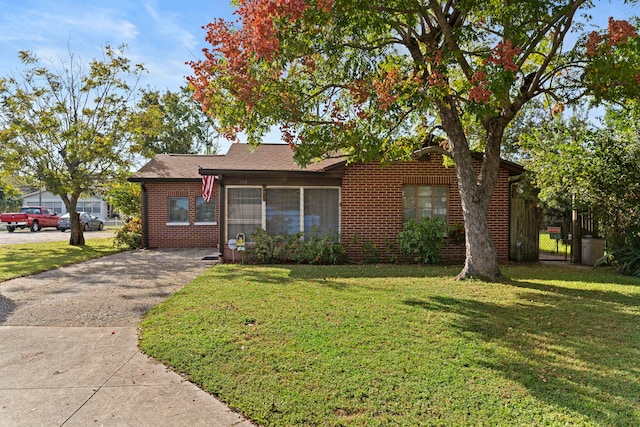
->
402 185 448 223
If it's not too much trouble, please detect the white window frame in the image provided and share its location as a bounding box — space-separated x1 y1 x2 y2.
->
226 186 264 240
226 185 341 241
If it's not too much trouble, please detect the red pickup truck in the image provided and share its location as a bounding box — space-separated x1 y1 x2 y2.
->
1 206 60 232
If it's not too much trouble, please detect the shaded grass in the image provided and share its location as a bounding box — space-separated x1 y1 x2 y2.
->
0 238 122 281
140 264 640 426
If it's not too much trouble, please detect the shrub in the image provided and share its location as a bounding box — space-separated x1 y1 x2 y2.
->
614 244 640 277
398 217 447 264
384 239 400 264
597 232 640 277
246 228 348 265
113 217 142 250
289 229 348 265
248 228 291 264
448 222 465 245
361 240 381 264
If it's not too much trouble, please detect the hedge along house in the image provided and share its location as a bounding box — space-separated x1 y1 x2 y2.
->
129 143 533 262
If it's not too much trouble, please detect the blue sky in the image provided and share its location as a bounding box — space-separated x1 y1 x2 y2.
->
0 0 239 150
0 0 237 91
0 1 638 152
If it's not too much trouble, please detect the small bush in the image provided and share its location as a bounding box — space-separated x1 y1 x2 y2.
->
384 239 399 264
289 229 348 265
448 222 465 245
361 240 381 264
398 217 447 264
113 217 142 250
604 235 640 277
246 228 348 265
248 229 291 264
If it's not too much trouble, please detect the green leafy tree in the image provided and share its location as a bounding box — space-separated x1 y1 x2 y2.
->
501 99 548 162
103 181 143 251
520 113 594 212
0 177 22 213
103 181 141 219
594 107 640 252
189 0 640 280
521 107 640 275
132 86 220 158
0 44 144 245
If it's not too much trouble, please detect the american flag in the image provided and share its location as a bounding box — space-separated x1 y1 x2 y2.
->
202 175 215 202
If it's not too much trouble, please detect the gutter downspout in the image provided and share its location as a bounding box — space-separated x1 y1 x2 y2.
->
218 175 225 260
142 182 149 249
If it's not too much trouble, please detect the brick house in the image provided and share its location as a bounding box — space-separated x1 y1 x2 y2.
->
129 143 525 262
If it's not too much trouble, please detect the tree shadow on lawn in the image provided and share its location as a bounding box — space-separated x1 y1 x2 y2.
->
212 263 461 286
403 279 640 425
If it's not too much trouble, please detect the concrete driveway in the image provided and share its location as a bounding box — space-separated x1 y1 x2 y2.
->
0 249 254 426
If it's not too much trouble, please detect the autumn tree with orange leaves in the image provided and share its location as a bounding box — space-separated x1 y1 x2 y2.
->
189 0 640 281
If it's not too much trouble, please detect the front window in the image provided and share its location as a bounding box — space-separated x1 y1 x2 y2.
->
266 189 300 236
403 185 448 223
196 197 216 223
227 186 340 242
228 188 262 240
304 188 339 239
168 197 189 223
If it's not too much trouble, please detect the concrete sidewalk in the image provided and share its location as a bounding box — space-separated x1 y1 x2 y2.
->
0 249 254 426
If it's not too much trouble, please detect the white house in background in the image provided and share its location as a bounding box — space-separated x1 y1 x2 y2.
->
22 190 109 221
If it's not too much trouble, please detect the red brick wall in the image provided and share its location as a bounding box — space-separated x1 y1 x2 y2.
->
143 181 219 249
341 155 511 261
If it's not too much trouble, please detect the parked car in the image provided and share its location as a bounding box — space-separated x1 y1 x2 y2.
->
57 212 104 232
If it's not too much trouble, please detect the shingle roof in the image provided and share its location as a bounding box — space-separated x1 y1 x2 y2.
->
202 143 345 173
128 144 346 181
128 154 224 181
129 143 524 181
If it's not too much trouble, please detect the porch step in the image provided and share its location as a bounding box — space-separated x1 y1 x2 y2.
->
202 250 221 262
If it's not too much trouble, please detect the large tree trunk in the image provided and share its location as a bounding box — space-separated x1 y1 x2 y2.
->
438 99 505 281
60 194 85 246
453 150 502 281
69 211 85 246
456 186 501 281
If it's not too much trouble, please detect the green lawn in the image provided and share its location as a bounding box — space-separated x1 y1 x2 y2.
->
540 232 571 254
140 264 640 426
0 238 123 281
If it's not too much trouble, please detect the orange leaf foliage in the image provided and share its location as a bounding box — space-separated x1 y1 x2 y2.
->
188 0 335 136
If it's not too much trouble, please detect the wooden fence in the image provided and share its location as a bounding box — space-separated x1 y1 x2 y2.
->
509 186 539 262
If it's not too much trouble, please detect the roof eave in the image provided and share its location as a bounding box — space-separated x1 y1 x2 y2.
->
127 177 201 183
199 169 344 179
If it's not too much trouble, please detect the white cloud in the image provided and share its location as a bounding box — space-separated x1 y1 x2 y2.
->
0 7 137 43
143 2 197 51
64 12 139 40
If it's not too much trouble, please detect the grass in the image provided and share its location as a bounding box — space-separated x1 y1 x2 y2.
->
540 232 571 254
139 264 640 426
0 238 123 282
